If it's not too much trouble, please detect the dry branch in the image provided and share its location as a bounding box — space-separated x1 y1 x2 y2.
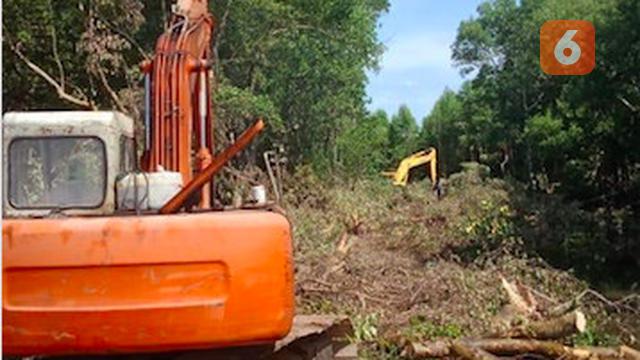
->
548 289 640 317
96 66 127 113
401 340 451 358
4 31 95 110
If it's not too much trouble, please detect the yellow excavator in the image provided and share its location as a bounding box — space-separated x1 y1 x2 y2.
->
383 147 441 197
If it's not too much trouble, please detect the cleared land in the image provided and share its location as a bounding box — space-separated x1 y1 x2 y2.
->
286 164 639 358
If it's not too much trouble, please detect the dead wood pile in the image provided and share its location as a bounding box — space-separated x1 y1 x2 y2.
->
398 277 640 360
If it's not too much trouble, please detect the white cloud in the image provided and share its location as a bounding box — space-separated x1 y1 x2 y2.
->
366 32 462 119
380 32 454 72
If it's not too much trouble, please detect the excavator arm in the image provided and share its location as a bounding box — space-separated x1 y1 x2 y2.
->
140 0 215 208
385 148 439 191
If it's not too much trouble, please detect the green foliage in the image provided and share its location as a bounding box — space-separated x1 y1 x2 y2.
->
3 0 390 173
572 322 620 347
388 105 420 164
213 81 283 157
421 89 464 175
523 112 583 187
403 316 463 341
463 200 514 242
215 82 283 131
457 195 523 264
3 0 144 113
351 313 380 343
211 0 390 167
337 109 390 178
424 0 640 283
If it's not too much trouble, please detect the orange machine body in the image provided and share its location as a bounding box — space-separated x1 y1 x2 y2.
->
3 210 294 355
3 0 295 356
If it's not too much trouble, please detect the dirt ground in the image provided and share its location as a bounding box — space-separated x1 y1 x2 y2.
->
286 166 640 356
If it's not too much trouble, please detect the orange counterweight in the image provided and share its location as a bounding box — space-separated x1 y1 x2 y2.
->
3 211 294 355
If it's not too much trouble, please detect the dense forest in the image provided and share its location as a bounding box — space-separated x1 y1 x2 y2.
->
3 0 639 285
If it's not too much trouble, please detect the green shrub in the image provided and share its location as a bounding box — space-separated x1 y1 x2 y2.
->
572 323 620 347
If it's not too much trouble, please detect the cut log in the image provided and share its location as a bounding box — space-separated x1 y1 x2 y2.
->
470 338 573 358
402 340 451 358
492 310 586 339
403 339 640 360
451 341 500 360
470 339 640 360
621 345 640 360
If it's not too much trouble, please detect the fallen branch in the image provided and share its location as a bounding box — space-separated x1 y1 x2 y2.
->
398 276 638 360
621 346 640 360
549 289 640 317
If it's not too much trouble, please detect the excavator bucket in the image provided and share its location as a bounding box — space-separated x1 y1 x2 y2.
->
2 210 294 356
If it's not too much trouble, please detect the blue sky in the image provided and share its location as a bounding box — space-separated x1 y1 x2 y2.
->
366 0 485 123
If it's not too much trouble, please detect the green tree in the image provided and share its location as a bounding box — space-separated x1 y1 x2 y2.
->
2 0 145 115
444 0 640 282
388 105 419 164
210 0 390 169
420 89 463 175
337 109 390 178
523 112 583 188
451 0 609 179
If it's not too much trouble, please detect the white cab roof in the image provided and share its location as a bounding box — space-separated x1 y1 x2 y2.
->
3 111 134 137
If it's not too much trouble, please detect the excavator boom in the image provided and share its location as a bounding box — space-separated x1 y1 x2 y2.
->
385 148 439 188
141 0 215 207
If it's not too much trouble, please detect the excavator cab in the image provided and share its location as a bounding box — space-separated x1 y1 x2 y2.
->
3 111 136 218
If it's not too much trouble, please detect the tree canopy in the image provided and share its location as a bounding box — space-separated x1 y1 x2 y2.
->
420 0 640 281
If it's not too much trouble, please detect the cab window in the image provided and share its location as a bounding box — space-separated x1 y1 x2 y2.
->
9 137 107 209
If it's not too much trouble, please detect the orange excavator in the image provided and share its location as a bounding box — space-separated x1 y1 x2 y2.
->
3 0 300 356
